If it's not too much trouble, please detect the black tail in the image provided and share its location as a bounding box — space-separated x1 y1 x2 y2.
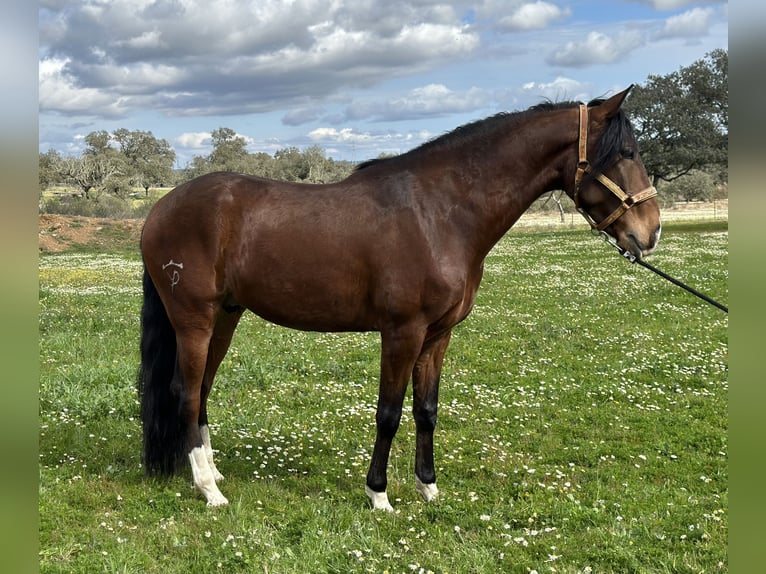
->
137 265 188 475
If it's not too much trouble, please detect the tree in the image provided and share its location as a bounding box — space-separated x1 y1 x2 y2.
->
274 146 309 181
112 129 176 194
68 130 128 198
661 170 717 203
59 155 119 199
680 48 727 132
679 48 728 183
83 130 113 156
303 145 331 183
624 49 728 187
245 152 277 179
544 191 569 223
183 155 212 181
39 149 62 190
209 127 249 172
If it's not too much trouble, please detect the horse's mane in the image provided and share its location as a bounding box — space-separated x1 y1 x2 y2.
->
355 98 635 176
584 99 636 181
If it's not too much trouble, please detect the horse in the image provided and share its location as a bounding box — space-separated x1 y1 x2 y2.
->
138 86 661 510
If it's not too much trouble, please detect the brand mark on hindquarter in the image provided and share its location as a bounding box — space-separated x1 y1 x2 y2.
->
162 259 184 293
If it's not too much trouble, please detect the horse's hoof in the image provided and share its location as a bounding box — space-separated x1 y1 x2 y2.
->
415 477 439 502
206 493 229 507
365 486 394 512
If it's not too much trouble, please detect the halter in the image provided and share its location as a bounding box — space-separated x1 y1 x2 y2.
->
574 104 657 232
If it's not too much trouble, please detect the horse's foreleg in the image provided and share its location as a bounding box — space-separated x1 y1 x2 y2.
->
177 327 229 507
366 326 425 511
412 330 451 503
199 308 243 482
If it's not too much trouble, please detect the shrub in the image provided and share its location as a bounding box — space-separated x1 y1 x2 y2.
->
41 193 160 219
660 170 717 203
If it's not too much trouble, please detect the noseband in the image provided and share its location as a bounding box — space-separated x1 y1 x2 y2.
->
574 104 657 231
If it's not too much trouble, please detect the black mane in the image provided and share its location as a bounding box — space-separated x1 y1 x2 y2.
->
584 98 636 181
355 98 636 177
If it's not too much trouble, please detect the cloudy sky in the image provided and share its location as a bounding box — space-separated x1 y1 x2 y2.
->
39 0 728 166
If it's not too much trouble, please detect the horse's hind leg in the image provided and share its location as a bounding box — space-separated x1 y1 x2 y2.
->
199 307 244 482
176 325 229 506
412 329 452 503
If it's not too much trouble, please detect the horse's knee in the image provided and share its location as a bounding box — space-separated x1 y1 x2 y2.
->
413 402 438 433
376 405 402 437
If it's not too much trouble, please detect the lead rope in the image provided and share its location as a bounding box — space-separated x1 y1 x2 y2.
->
596 230 728 313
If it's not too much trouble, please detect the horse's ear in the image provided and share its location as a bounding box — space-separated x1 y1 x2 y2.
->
590 85 633 119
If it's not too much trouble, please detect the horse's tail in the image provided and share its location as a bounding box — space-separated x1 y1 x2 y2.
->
137 264 187 476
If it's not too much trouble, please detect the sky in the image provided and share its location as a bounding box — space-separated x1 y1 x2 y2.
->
39 0 728 167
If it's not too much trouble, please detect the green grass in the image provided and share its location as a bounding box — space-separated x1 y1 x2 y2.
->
39 222 727 573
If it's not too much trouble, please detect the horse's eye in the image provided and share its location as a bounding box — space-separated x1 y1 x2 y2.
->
622 149 635 160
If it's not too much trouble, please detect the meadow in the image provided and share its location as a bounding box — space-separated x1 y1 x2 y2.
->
39 221 728 573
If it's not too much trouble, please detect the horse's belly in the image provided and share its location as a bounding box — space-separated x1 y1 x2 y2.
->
231 270 376 332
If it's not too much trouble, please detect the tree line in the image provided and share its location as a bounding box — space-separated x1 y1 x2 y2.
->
39 127 358 201
39 49 726 210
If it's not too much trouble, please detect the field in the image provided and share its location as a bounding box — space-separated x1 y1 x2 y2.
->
39 218 728 573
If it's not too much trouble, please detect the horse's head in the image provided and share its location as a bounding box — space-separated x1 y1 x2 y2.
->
569 86 661 260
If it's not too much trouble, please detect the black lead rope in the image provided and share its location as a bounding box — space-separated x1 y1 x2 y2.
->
597 231 729 314
634 257 728 313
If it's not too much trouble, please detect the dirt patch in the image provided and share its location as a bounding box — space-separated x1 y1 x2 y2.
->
39 214 143 253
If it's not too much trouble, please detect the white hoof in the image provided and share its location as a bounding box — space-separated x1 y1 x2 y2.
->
365 485 394 512
415 477 439 502
189 446 228 507
205 492 229 507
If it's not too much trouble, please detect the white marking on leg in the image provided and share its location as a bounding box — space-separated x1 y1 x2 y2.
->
200 425 224 482
189 446 228 507
415 476 439 502
365 485 394 512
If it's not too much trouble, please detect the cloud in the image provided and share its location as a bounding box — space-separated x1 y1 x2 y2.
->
175 132 212 149
282 107 327 127
116 29 166 51
174 130 255 153
655 7 714 39
498 2 571 31
629 0 713 10
547 30 645 67
308 127 374 145
39 57 132 118
344 84 490 122
39 0 480 118
307 126 434 152
519 77 591 103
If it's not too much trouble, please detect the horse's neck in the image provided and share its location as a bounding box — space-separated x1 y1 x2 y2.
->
456 124 571 259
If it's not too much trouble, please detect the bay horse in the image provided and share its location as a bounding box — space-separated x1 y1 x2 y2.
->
138 86 660 510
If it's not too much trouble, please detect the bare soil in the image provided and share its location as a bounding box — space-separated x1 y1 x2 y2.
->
38 214 143 253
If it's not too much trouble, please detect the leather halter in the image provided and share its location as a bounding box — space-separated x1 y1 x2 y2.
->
574 104 657 232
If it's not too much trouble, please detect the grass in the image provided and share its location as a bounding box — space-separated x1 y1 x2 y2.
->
39 221 727 573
